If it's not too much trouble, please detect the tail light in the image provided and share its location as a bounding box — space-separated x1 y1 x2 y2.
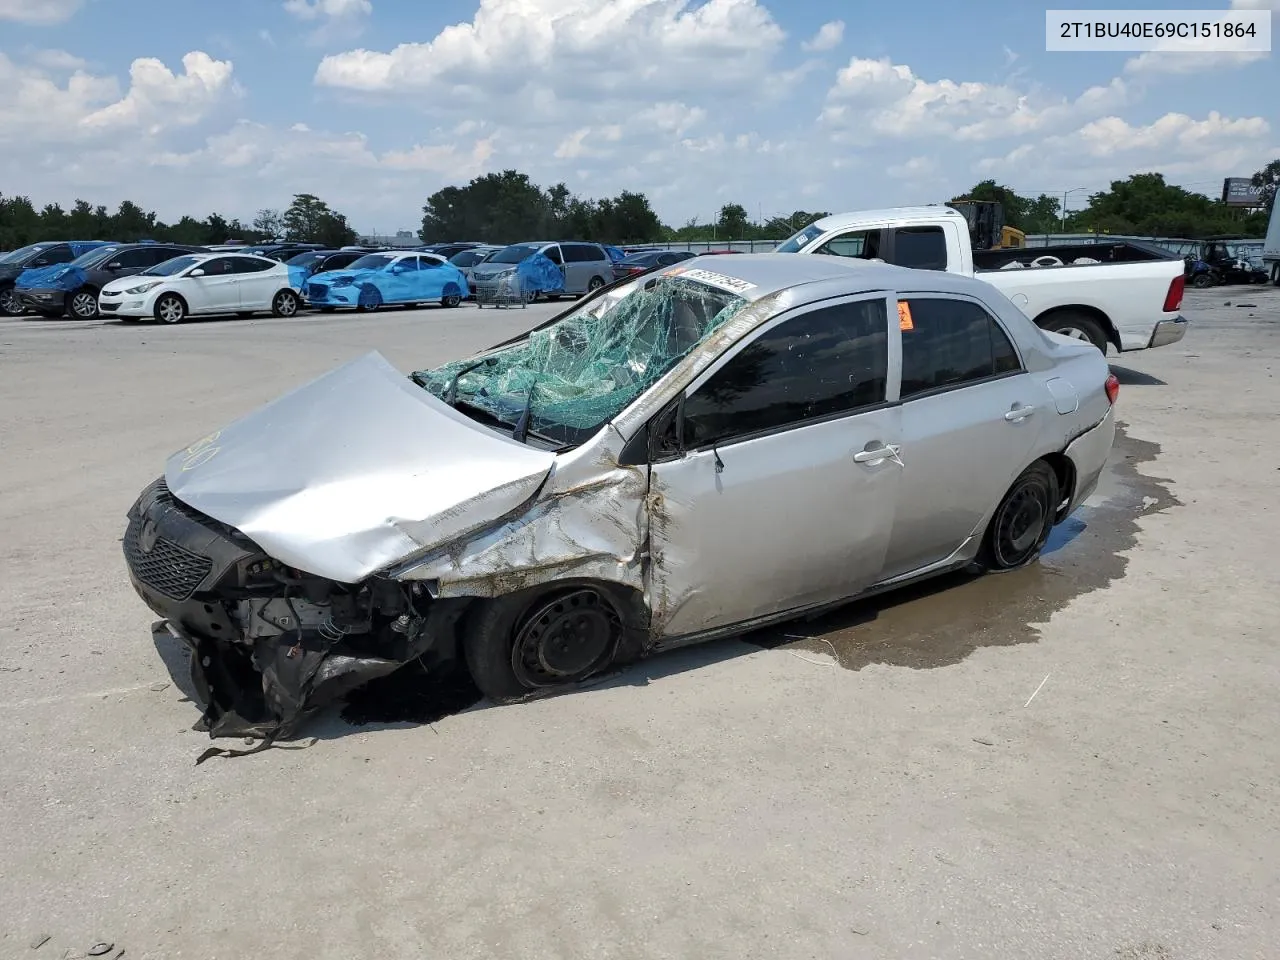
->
1162 274 1184 312
1105 373 1119 405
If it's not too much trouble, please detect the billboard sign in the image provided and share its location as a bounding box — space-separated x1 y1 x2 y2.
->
1222 177 1263 207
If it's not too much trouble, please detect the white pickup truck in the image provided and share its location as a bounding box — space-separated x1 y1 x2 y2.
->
775 206 1189 354
1264 195 1280 286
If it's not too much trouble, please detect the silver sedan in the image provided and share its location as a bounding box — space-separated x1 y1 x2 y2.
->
123 254 1117 740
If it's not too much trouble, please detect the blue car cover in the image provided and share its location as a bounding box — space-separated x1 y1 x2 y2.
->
602 245 625 263
15 241 114 291
306 258 471 308
515 253 566 295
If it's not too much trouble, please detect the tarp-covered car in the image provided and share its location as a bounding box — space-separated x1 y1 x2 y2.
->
124 255 1118 742
305 251 469 311
16 242 208 318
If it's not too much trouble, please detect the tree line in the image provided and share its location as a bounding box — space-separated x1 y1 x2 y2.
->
3 158 1276 252
0 193 356 251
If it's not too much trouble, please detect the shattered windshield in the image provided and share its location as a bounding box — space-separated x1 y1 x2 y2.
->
413 275 751 446
774 222 824 253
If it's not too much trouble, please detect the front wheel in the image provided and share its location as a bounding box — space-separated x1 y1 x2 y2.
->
356 285 382 312
154 294 187 325
441 283 461 308
463 586 626 703
978 460 1061 571
0 285 20 316
68 288 99 319
1039 312 1108 355
272 289 299 318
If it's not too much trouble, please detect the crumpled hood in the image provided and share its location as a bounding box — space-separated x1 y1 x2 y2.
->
164 351 556 583
308 267 379 289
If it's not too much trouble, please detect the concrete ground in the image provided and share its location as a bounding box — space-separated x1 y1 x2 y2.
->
1 287 1277 960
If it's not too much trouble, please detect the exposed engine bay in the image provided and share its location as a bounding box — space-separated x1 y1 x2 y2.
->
125 477 469 741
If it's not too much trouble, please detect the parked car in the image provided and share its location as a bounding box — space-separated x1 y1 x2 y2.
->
704 249 745 255
0 241 114 316
471 241 613 300
15 242 208 319
98 252 301 324
448 245 504 293
285 249 380 293
305 251 469 312
240 243 327 262
123 253 1118 739
778 206 1187 355
611 249 696 280
419 242 485 259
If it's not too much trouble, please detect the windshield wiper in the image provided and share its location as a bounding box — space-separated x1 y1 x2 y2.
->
512 381 538 444
419 356 494 405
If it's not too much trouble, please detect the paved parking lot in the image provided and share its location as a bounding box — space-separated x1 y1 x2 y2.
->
2 288 1278 960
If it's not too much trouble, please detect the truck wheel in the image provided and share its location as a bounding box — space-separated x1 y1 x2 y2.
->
1191 273 1214 288
1039 312 1108 355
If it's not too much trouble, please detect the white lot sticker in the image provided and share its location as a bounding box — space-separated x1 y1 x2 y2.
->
668 267 757 295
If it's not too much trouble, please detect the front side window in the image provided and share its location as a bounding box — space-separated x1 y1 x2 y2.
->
115 248 157 268
35 246 74 266
198 258 236 276
890 227 947 271
542 245 564 265
681 299 889 449
814 229 882 260
898 297 1022 399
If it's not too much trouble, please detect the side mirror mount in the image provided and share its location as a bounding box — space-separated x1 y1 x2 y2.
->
189 268 206 277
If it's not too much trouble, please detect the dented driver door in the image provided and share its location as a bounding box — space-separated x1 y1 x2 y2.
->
647 295 902 641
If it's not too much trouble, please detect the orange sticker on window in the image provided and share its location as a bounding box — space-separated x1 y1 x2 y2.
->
898 300 914 331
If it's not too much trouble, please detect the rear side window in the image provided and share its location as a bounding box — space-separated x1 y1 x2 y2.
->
37 245 75 265
231 257 274 273
542 245 564 265
890 227 947 271
682 299 889 448
898 297 1022 399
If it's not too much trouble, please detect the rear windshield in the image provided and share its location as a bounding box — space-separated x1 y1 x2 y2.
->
413 276 749 446
774 222 824 254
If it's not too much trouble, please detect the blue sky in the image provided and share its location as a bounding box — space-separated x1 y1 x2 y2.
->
0 0 1275 234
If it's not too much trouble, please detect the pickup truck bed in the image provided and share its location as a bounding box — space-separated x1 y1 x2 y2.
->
777 207 1188 354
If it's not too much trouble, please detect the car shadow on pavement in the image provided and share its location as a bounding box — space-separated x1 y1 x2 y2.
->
1109 364 1166 386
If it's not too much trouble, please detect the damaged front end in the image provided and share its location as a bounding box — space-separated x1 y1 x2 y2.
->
124 478 468 741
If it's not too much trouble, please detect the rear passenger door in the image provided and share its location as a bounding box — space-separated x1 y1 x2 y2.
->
879 294 1042 579
229 256 278 309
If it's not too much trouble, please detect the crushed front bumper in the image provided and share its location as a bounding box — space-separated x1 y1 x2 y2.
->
1148 315 1188 349
124 478 464 741
17 288 68 314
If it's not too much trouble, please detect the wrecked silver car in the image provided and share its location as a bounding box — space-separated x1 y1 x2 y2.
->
124 254 1118 741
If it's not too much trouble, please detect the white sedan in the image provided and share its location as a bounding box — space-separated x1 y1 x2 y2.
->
98 252 302 324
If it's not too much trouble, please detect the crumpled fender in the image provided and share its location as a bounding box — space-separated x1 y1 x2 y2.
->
287 264 313 291
515 253 566 294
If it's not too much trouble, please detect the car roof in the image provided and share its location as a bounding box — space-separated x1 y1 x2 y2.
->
185 251 279 264
666 252 995 303
808 206 968 233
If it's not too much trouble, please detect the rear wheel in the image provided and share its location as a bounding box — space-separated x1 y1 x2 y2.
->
68 288 99 319
271 289 299 318
587 275 605 292
464 586 626 703
1039 312 1108 355
978 460 1060 571
1191 272 1215 288
154 294 187 325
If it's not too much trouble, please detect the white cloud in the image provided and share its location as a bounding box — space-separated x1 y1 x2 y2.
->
27 49 87 71
0 0 81 24
975 111 1274 191
1122 0 1275 74
0 51 236 145
801 20 844 52
314 0 786 99
283 0 372 19
887 156 939 179
820 56 1129 143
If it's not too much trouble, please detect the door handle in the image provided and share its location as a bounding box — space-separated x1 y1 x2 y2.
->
854 443 902 465
1004 404 1036 421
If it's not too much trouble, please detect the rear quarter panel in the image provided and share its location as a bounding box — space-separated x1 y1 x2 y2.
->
984 259 1183 351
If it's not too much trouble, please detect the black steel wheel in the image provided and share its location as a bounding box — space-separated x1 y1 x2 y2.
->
464 586 625 703
979 460 1060 571
356 284 383 312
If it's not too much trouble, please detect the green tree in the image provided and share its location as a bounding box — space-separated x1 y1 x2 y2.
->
1071 172 1268 237
1250 158 1280 214
281 193 357 247
716 203 750 239
252 208 283 238
420 170 549 244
